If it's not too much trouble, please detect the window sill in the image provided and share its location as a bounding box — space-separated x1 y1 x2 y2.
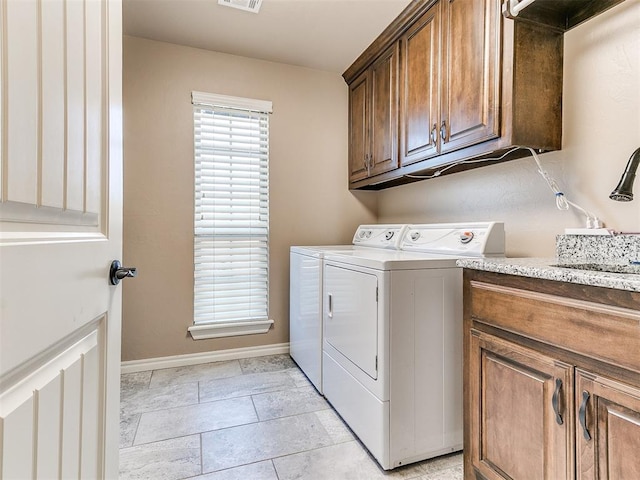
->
188 319 274 340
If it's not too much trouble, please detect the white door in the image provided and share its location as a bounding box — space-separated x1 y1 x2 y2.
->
0 0 123 478
324 264 378 379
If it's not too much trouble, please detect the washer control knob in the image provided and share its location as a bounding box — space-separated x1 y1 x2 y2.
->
460 231 474 244
385 231 395 240
410 231 421 241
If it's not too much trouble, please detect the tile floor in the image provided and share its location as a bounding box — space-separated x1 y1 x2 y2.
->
119 354 463 480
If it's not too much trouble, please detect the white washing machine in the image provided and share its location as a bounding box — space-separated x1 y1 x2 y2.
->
321 222 505 469
289 225 408 393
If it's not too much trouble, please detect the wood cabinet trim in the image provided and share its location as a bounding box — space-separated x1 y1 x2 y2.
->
577 368 640 402
470 280 640 375
464 269 640 311
470 280 640 323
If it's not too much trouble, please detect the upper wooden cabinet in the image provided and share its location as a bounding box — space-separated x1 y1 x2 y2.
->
348 72 369 182
344 0 564 190
440 0 500 154
399 3 440 165
400 0 500 167
348 44 399 184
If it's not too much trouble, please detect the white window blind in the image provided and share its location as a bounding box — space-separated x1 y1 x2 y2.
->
192 92 271 328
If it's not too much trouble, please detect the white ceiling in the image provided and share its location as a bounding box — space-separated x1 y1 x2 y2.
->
123 0 413 73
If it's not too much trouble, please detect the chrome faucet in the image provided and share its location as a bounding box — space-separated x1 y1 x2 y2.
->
610 147 640 202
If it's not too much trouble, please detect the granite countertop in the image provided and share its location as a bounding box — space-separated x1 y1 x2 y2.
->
456 257 640 293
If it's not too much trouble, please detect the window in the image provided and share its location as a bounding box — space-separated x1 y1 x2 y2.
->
189 92 273 340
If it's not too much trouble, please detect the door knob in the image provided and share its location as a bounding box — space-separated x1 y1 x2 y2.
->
109 260 138 285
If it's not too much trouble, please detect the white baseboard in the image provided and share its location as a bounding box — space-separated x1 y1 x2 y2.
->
120 342 290 374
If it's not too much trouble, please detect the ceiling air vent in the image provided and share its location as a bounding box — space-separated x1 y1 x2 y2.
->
218 0 263 14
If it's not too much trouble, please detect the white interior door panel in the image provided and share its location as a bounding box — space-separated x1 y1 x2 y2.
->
0 0 123 477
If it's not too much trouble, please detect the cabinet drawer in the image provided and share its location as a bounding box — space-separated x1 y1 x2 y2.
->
469 280 640 374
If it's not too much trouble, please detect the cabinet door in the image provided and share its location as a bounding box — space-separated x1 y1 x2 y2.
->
576 371 640 479
440 0 500 154
469 331 573 480
348 71 369 183
370 43 399 177
399 3 440 166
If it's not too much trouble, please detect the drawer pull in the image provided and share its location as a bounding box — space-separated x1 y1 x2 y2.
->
552 378 563 425
579 390 592 441
431 124 438 145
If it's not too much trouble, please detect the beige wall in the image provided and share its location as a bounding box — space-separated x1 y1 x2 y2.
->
378 1 640 257
122 36 377 361
123 2 639 361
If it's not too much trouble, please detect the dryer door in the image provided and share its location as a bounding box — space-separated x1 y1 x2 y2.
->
324 264 378 380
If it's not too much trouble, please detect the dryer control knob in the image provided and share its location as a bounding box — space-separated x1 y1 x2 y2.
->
385 231 395 240
460 231 474 244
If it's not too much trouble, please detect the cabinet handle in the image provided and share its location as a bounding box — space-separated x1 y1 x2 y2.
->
364 154 371 175
552 378 563 425
328 293 333 319
440 120 447 141
431 124 438 145
579 390 592 441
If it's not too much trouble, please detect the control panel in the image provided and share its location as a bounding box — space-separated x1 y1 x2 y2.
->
400 222 505 256
352 225 408 249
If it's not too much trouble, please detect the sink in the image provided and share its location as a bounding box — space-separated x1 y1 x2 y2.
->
553 263 640 275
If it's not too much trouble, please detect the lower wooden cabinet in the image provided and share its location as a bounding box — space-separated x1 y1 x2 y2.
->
469 331 573 480
464 270 640 480
576 371 640 479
